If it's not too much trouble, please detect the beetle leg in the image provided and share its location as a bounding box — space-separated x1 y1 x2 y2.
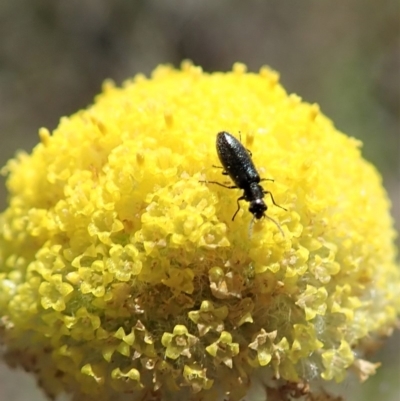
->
260 178 274 182
200 180 237 189
238 132 251 156
212 165 229 175
263 191 287 211
232 196 245 221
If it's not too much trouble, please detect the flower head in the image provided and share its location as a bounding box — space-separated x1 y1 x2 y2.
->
0 62 399 401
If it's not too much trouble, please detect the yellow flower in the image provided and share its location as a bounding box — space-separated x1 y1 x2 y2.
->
321 340 355 382
0 61 399 401
63 306 101 341
248 329 282 366
110 366 143 392
205 331 240 368
295 284 328 320
188 300 229 336
161 324 198 359
183 364 214 393
38 273 74 311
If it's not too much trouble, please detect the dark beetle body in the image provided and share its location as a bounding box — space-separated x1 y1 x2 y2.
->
216 131 267 219
200 131 286 234
216 132 260 188
201 131 286 234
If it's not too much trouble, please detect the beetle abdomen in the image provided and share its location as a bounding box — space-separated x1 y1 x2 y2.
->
216 131 260 188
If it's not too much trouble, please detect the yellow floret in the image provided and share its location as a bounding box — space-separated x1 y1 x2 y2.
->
0 61 399 401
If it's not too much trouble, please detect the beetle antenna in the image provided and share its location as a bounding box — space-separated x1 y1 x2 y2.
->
265 214 285 237
248 216 255 238
249 215 285 238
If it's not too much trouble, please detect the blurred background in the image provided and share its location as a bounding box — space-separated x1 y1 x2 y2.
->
0 0 398 400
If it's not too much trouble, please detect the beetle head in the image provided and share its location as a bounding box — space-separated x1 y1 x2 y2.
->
249 199 267 219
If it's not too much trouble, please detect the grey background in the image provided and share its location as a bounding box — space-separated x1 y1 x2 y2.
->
0 1 399 400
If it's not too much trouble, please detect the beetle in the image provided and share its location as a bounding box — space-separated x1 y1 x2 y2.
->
202 131 286 234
